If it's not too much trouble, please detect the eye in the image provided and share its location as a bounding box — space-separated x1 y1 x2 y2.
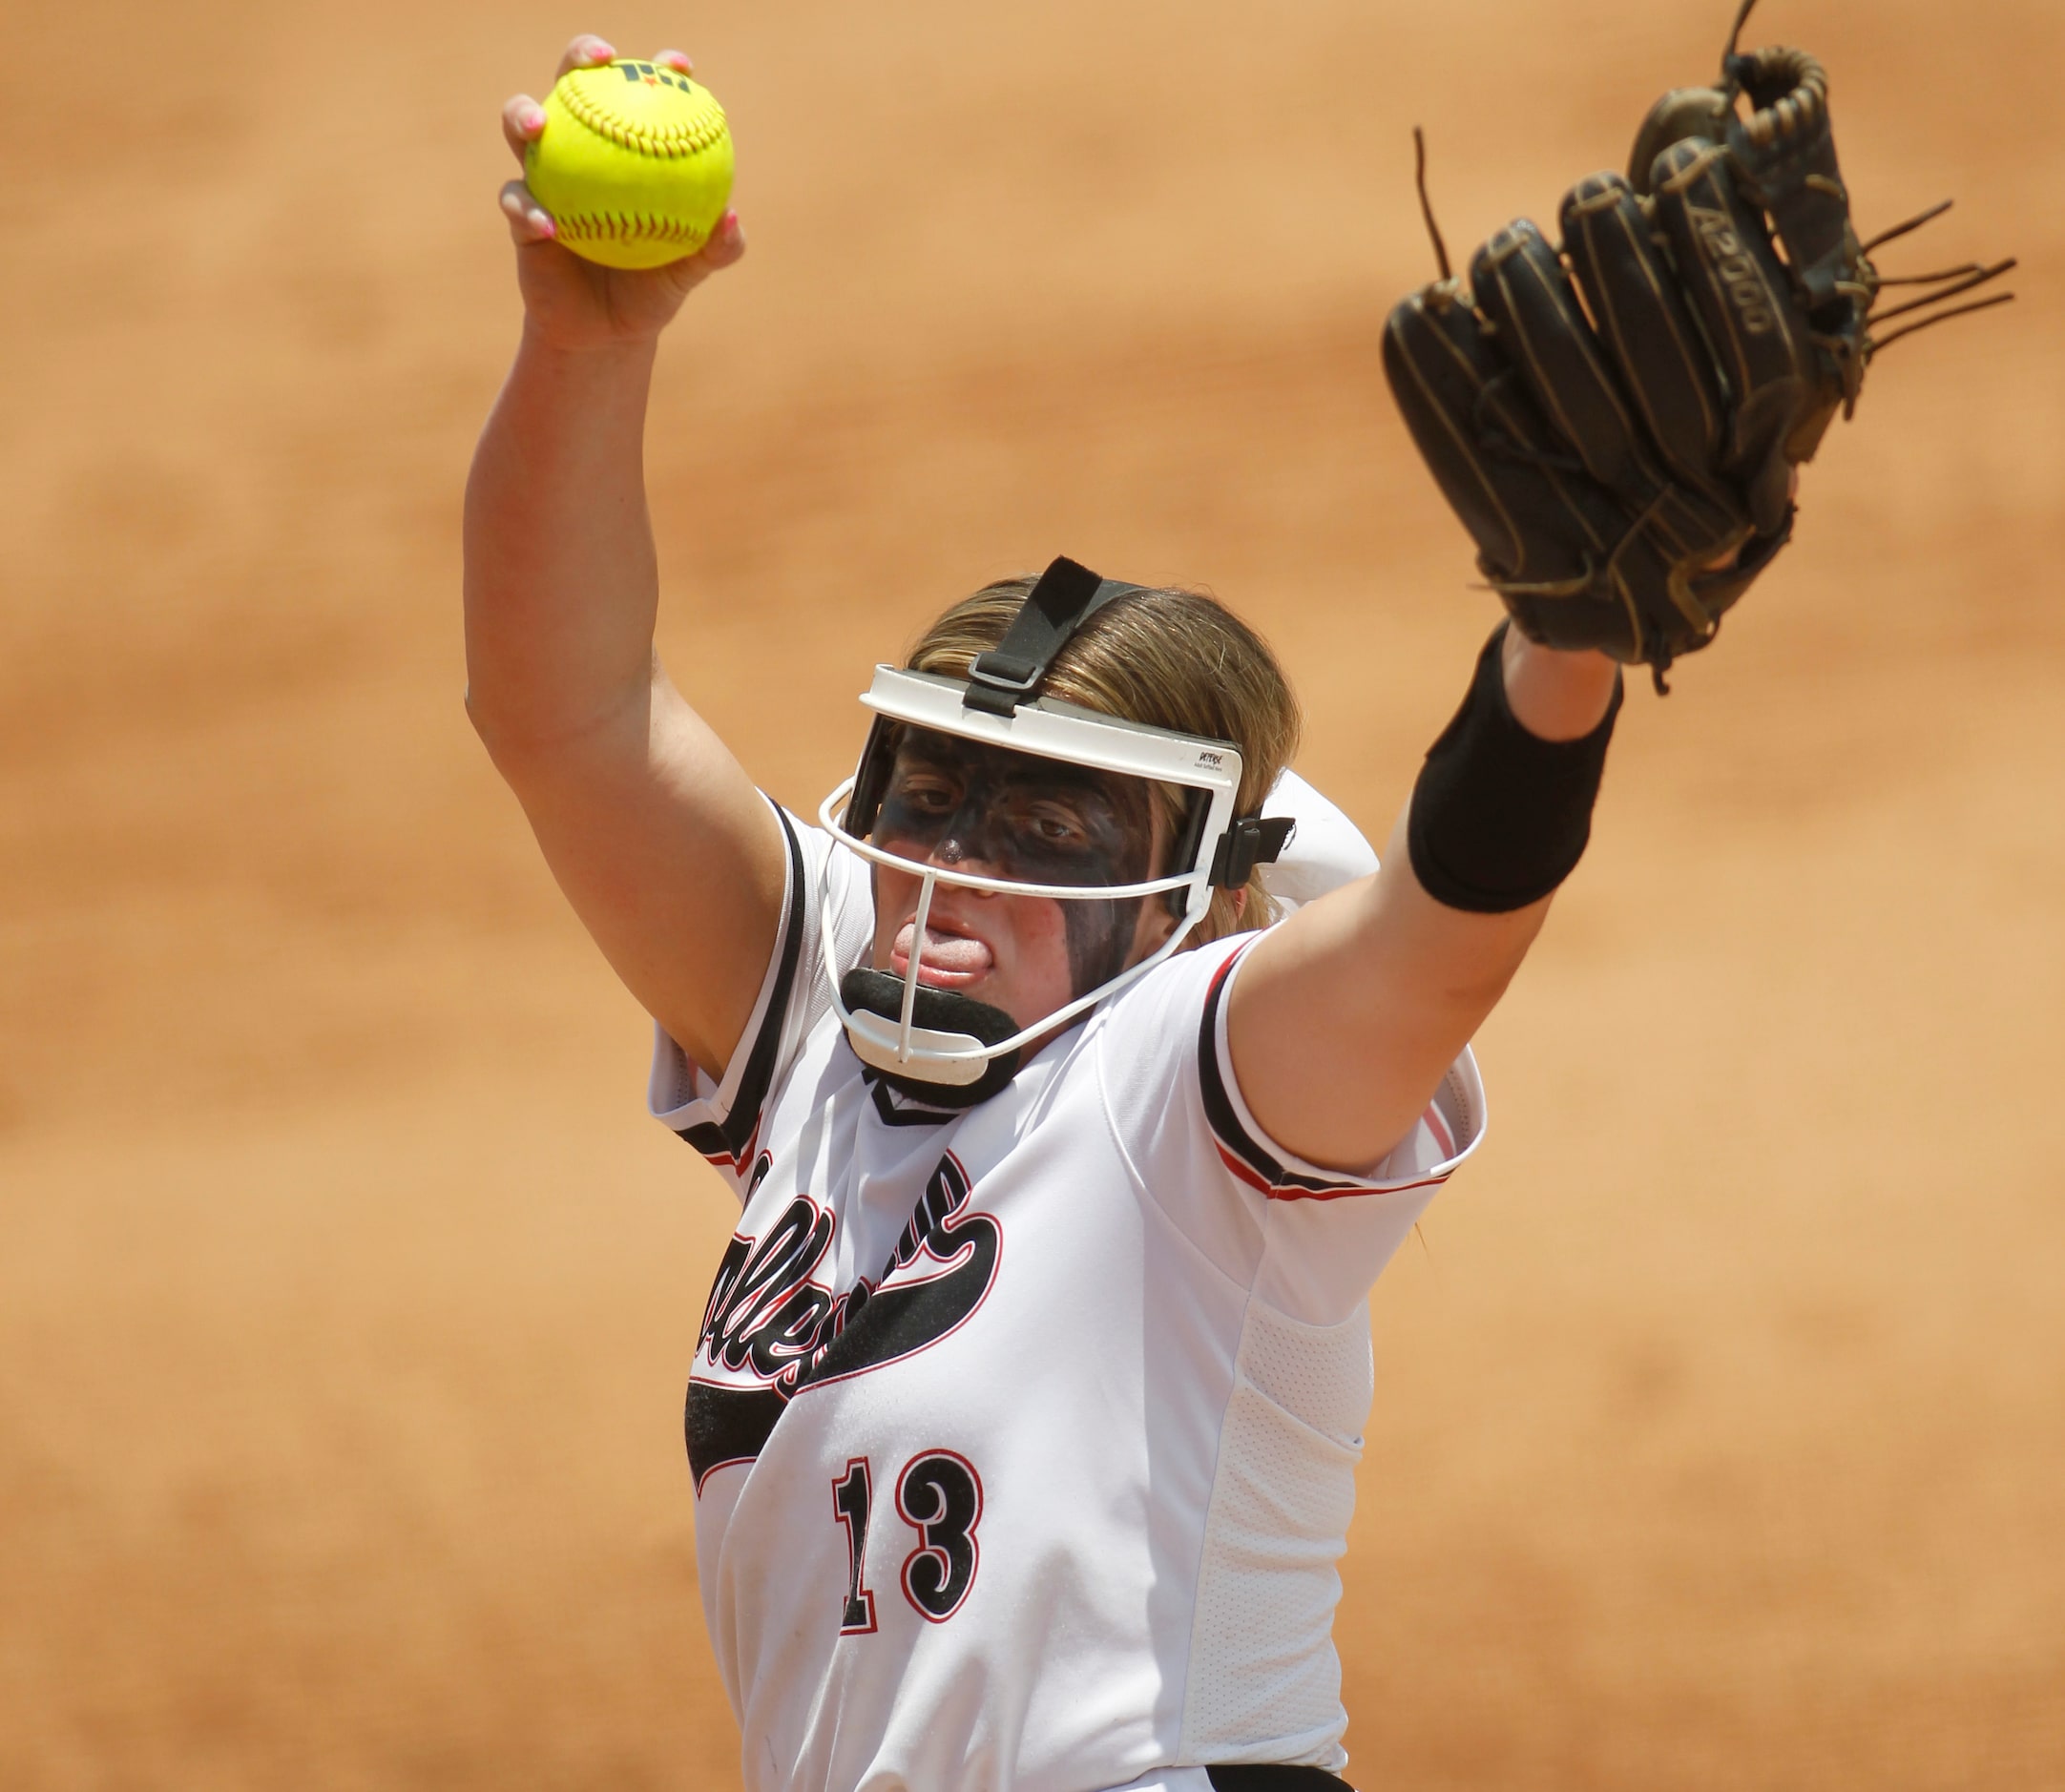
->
1025 802 1090 846
891 772 958 815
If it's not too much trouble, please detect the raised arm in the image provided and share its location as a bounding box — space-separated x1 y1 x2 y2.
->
1234 16 1875 1170
464 36 783 1079
1228 631 1620 1171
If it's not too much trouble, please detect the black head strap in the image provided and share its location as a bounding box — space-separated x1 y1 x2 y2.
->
963 556 1141 717
1209 814 1296 888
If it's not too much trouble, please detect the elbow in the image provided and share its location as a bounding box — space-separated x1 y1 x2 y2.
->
462 672 655 790
463 681 553 786
463 680 515 766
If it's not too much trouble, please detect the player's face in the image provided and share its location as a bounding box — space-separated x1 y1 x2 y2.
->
866 728 1180 1033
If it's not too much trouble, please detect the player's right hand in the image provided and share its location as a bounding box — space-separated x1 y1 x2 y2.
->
497 35 746 350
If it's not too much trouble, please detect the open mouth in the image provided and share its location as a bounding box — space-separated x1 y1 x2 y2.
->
889 917 996 989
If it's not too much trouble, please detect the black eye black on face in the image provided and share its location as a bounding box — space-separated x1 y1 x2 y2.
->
887 763 961 818
868 731 1153 887
874 745 965 844
996 777 1125 855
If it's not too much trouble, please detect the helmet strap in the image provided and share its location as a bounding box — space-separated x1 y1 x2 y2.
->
962 556 1142 717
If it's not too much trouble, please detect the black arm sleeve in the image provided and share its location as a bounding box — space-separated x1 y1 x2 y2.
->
1407 623 1623 913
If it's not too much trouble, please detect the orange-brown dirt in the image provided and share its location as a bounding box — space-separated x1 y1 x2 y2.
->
5 2 2061 1786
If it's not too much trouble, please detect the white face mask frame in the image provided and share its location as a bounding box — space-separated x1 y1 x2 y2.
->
817 665 1245 1086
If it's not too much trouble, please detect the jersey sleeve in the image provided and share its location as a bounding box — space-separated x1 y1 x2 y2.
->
646 799 873 1200
1094 931 1486 1325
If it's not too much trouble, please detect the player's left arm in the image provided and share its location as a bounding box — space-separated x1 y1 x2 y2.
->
1227 630 1617 1171
1231 19 2003 1173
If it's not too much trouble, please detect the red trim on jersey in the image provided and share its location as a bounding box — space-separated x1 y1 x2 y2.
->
1215 1139 1451 1202
1199 940 1457 1202
689 1438 760 1495
1213 1141 1275 1197
699 1112 763 1174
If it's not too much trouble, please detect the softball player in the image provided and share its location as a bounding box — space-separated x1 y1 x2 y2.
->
470 36 1627 1792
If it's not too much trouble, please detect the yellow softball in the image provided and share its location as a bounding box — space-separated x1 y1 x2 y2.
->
524 58 734 270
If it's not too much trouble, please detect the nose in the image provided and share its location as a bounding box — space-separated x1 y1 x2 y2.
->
925 794 995 868
933 838 1003 884
927 824 1004 886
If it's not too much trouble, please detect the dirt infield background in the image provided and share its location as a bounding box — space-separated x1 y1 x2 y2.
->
5 1 2061 1785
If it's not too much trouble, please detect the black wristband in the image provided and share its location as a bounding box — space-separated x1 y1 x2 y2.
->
1407 622 1622 913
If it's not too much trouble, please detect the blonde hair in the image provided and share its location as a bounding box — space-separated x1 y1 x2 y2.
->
906 576 1303 944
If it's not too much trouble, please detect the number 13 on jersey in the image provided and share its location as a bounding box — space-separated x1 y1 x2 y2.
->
832 1448 984 1633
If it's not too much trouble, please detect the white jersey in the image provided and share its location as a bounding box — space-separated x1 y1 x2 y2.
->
649 802 1486 1792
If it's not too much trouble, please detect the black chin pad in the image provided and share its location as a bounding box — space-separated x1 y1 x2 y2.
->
840 969 1024 1109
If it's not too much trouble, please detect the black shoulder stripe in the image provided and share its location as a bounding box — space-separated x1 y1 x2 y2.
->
1197 950 1285 1188
676 803 808 1162
1196 946 1390 1198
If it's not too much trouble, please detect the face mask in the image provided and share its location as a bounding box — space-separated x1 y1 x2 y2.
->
821 656 1262 1102
869 727 1162 998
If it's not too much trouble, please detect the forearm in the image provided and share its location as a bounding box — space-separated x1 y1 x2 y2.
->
462 327 664 761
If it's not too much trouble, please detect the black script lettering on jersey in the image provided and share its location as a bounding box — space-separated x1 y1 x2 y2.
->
886 1152 974 1277
686 1155 1000 1489
807 1155 996 1387
700 1195 836 1380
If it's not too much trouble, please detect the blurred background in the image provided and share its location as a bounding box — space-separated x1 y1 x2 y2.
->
4 1 2060 1785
